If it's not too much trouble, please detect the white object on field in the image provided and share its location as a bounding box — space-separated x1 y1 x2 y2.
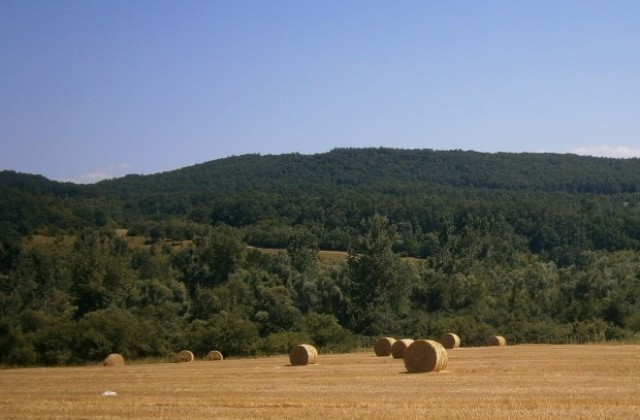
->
102 391 117 397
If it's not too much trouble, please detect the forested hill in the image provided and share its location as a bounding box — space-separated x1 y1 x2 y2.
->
95 148 640 194
2 148 640 265
4 148 640 366
2 147 639 195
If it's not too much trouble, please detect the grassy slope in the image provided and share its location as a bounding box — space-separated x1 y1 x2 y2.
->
23 235 423 265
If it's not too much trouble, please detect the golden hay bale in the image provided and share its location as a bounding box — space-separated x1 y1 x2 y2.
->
403 339 448 373
440 332 461 349
289 344 318 366
374 337 396 356
486 335 507 346
391 339 414 359
176 350 195 362
206 350 224 361
103 353 125 366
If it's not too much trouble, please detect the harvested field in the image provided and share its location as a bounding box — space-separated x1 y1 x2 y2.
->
1 344 639 419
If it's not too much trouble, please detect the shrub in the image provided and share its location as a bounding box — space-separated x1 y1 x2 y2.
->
261 331 312 356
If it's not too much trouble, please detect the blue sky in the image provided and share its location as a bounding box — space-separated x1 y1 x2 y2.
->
2 1 640 183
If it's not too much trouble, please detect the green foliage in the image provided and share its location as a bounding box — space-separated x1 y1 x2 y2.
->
4 149 640 365
286 226 320 273
73 308 162 361
172 225 245 296
347 215 415 335
260 331 312 356
186 314 261 357
253 285 304 335
70 230 137 316
303 312 360 352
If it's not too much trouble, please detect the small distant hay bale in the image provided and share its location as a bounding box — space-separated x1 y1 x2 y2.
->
403 339 448 373
440 332 461 349
176 350 194 362
391 339 414 359
103 353 125 366
374 337 396 357
486 335 507 346
206 350 224 361
289 344 318 366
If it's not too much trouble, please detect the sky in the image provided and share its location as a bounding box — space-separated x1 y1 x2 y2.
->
2 1 640 183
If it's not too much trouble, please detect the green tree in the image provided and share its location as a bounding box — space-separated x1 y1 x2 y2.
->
187 314 260 357
173 225 245 296
286 226 319 273
253 285 303 335
347 215 415 335
70 231 137 316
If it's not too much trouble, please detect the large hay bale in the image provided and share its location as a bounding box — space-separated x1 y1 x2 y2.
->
289 344 318 366
176 350 194 363
374 337 396 357
103 353 125 366
486 335 507 346
391 338 414 359
403 339 448 373
206 350 224 361
440 332 461 349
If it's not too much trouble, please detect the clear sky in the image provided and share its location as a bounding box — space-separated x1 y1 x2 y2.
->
2 1 640 183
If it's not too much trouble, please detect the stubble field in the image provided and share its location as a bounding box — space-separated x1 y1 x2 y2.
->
1 344 639 419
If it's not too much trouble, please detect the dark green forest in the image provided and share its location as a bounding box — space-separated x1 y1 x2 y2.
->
2 148 640 366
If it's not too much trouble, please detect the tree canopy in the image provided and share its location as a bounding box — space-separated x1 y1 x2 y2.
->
1 148 640 365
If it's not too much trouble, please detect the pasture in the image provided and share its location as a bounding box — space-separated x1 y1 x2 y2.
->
1 344 639 419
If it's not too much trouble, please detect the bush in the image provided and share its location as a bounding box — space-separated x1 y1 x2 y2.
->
260 331 312 356
571 319 609 343
186 314 261 358
304 313 359 352
72 308 166 362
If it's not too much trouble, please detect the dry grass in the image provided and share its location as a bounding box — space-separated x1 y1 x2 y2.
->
247 247 349 264
1 344 640 419
23 238 419 266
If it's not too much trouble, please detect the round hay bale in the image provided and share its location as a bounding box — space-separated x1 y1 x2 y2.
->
176 350 194 363
403 339 448 373
103 353 125 366
374 337 396 357
486 335 507 346
440 332 461 349
289 344 318 366
206 350 224 361
390 338 414 359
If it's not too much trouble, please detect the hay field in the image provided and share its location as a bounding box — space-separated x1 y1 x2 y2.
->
1 344 639 419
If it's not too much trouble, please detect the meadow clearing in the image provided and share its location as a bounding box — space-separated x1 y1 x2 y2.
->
0 344 638 419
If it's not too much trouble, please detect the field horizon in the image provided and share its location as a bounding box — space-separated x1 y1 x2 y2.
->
1 343 639 419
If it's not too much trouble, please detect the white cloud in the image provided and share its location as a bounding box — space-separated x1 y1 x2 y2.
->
80 171 113 183
569 145 640 159
75 163 132 183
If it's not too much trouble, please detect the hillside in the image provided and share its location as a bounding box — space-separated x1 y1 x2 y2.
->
91 148 640 194
2 148 640 367
2 148 640 264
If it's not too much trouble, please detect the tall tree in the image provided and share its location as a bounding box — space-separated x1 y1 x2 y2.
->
347 215 415 335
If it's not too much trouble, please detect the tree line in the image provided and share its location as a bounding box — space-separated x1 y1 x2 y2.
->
1 148 640 365
1 216 640 366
